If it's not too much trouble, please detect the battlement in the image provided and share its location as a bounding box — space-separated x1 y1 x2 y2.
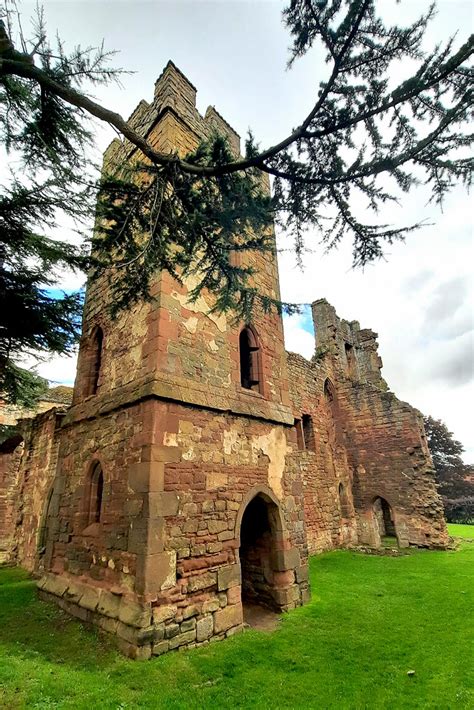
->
103 60 241 165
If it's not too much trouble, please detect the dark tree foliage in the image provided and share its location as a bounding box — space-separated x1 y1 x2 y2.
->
0 2 473 403
0 181 86 404
93 137 276 318
0 8 111 404
423 415 474 524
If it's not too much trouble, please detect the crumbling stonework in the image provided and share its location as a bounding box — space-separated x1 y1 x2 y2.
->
0 62 448 658
287 299 447 553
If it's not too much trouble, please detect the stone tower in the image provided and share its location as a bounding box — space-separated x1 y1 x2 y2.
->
37 62 310 658
0 62 448 660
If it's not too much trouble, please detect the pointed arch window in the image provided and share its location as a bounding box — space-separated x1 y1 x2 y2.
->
239 326 262 393
84 461 104 527
324 378 335 402
86 326 103 396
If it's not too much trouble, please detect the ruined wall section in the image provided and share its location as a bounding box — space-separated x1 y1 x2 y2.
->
307 299 448 549
287 352 358 553
0 410 64 570
0 438 23 563
39 398 308 659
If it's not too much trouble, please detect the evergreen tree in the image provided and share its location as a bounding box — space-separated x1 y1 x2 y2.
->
1 2 473 403
424 415 474 524
0 9 115 404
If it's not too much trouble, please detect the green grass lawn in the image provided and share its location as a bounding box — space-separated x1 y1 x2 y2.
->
447 523 474 539
0 527 473 710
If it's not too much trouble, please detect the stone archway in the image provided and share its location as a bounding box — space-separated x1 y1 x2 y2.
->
236 485 303 621
240 494 279 610
373 496 397 546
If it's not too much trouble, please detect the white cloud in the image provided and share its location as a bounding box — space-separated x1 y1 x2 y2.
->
22 352 78 387
283 313 315 360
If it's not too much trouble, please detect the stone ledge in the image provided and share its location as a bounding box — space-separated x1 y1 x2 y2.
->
62 375 295 428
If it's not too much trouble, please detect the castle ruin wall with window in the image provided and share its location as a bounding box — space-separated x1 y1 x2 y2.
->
0 63 448 659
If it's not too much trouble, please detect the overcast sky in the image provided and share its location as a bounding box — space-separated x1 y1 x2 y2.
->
17 0 474 460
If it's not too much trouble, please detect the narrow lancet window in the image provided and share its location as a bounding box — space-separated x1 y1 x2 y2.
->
302 414 316 452
84 461 104 527
88 326 103 396
239 327 261 393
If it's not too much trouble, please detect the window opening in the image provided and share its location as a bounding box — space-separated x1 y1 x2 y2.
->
84 461 104 527
339 482 351 517
294 419 304 450
345 343 357 379
239 327 261 392
302 414 315 451
86 326 103 396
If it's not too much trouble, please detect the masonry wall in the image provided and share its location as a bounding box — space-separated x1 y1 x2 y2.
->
0 409 63 569
287 352 358 553
0 437 23 563
38 397 308 658
1 64 449 661
286 299 448 554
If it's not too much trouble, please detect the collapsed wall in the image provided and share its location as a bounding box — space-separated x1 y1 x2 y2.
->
287 299 448 553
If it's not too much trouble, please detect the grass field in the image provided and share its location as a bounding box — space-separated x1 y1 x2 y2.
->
0 524 472 709
447 523 474 539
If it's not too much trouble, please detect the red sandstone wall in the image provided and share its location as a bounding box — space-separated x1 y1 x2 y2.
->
0 410 63 570
0 438 23 563
286 299 448 553
287 352 358 553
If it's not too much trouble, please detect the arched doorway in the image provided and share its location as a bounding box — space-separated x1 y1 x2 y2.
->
373 496 397 546
240 495 277 610
238 490 286 616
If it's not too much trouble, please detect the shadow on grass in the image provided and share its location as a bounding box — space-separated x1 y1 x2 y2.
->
0 566 118 671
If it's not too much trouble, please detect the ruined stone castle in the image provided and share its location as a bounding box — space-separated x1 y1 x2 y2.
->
0 63 448 658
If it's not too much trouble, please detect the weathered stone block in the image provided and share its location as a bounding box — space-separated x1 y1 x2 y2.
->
208 519 227 534
202 598 220 614
118 597 151 628
213 603 243 634
180 617 196 633
152 604 177 624
295 565 309 583
128 518 164 556
97 615 118 635
196 615 213 642
136 550 176 595
116 620 139 644
147 491 179 518
227 585 241 605
39 574 68 598
165 623 180 639
64 581 86 605
182 604 200 619
97 590 121 619
271 547 300 572
187 571 216 593
152 640 170 656
217 564 241 592
168 629 196 650
141 445 182 464
127 461 164 494
79 586 101 612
